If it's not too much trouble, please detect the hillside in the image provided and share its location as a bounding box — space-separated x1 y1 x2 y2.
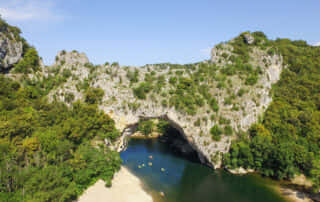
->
42 32 283 168
1 17 320 201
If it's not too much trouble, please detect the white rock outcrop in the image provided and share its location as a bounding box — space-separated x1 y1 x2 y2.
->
0 32 23 72
47 40 284 168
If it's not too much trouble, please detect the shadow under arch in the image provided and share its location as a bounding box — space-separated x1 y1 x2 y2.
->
119 114 212 168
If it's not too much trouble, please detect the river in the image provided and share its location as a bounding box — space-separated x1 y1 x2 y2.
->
120 138 287 202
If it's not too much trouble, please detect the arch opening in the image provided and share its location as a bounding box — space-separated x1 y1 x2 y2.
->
118 115 212 167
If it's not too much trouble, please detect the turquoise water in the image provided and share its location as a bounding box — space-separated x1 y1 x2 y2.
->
120 138 287 202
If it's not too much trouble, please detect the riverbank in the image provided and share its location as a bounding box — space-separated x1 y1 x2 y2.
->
277 175 320 202
77 166 153 202
278 186 313 202
225 168 318 202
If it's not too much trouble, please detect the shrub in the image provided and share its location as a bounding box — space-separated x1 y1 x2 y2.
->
64 92 75 103
137 120 154 136
85 88 105 104
62 69 72 79
111 62 119 67
169 76 177 85
194 118 201 126
13 48 40 73
161 99 168 107
128 102 140 111
133 82 152 99
245 74 258 85
219 116 230 125
210 125 222 141
127 69 139 83
267 48 276 56
209 98 219 112
224 125 233 136
237 88 246 97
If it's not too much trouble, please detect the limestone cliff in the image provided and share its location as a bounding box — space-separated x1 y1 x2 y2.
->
46 32 284 168
0 21 24 72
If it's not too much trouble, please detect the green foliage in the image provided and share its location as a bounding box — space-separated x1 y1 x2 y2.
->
169 76 177 85
133 82 152 99
156 120 170 134
194 118 201 126
225 38 320 186
13 48 40 73
237 88 246 97
0 76 121 201
62 68 72 79
245 74 258 85
126 69 139 83
127 102 140 111
161 99 168 107
230 32 251 63
111 62 119 67
224 125 233 136
0 17 26 45
209 98 219 112
210 125 222 141
64 92 75 103
137 120 154 136
85 87 105 104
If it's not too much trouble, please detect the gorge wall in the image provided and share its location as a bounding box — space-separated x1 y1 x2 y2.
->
44 33 284 168
0 26 284 168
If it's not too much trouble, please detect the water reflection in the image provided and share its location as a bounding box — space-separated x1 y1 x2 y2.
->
120 138 286 202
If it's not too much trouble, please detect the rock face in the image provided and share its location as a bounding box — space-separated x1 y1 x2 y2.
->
47 34 284 168
0 32 23 72
54 50 89 67
243 33 255 44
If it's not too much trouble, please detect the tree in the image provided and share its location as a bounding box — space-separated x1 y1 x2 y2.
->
210 125 222 141
13 48 40 73
85 88 105 104
137 120 154 136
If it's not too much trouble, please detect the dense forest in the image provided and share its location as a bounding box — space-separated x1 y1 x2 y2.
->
223 33 320 192
0 74 121 201
0 20 122 201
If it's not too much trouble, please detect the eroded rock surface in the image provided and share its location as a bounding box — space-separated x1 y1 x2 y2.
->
0 32 23 72
47 35 284 168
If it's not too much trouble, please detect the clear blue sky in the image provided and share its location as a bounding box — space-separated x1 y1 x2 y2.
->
1 0 319 66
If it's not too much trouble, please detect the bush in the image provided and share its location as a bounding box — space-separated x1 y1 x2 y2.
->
224 125 233 136
65 92 75 103
209 98 219 112
161 99 168 107
245 74 258 85
62 68 72 79
237 88 246 96
111 62 119 67
137 120 154 136
169 76 177 85
133 82 152 99
13 48 40 73
210 125 222 141
85 88 105 104
127 69 139 83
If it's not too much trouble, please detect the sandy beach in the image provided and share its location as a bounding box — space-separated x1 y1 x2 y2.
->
77 166 153 202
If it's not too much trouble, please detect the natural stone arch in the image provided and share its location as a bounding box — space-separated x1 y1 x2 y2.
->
117 114 212 167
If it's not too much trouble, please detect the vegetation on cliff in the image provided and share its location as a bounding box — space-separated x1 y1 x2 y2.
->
223 34 320 191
